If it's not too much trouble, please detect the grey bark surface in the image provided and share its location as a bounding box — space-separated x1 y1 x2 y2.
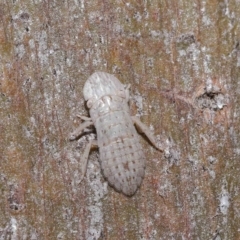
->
0 1 240 239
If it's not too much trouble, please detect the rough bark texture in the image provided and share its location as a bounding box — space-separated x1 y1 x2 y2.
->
0 1 240 239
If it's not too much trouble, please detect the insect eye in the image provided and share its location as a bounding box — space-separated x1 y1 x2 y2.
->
86 99 93 108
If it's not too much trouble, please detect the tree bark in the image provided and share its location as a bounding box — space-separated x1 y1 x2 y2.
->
0 1 239 239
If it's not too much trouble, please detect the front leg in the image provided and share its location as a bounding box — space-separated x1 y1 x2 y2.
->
132 116 163 151
69 115 94 140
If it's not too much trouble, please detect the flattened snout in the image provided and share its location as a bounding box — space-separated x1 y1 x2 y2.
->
83 72 125 101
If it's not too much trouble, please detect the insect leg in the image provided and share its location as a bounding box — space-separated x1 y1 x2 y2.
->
69 120 93 140
76 115 92 121
132 116 163 151
79 139 98 182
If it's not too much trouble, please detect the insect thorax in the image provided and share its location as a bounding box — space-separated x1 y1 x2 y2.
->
89 94 130 124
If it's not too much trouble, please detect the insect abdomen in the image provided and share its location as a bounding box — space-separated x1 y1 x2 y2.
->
95 110 146 196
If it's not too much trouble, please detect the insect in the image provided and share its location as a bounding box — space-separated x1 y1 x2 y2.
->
70 72 162 196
